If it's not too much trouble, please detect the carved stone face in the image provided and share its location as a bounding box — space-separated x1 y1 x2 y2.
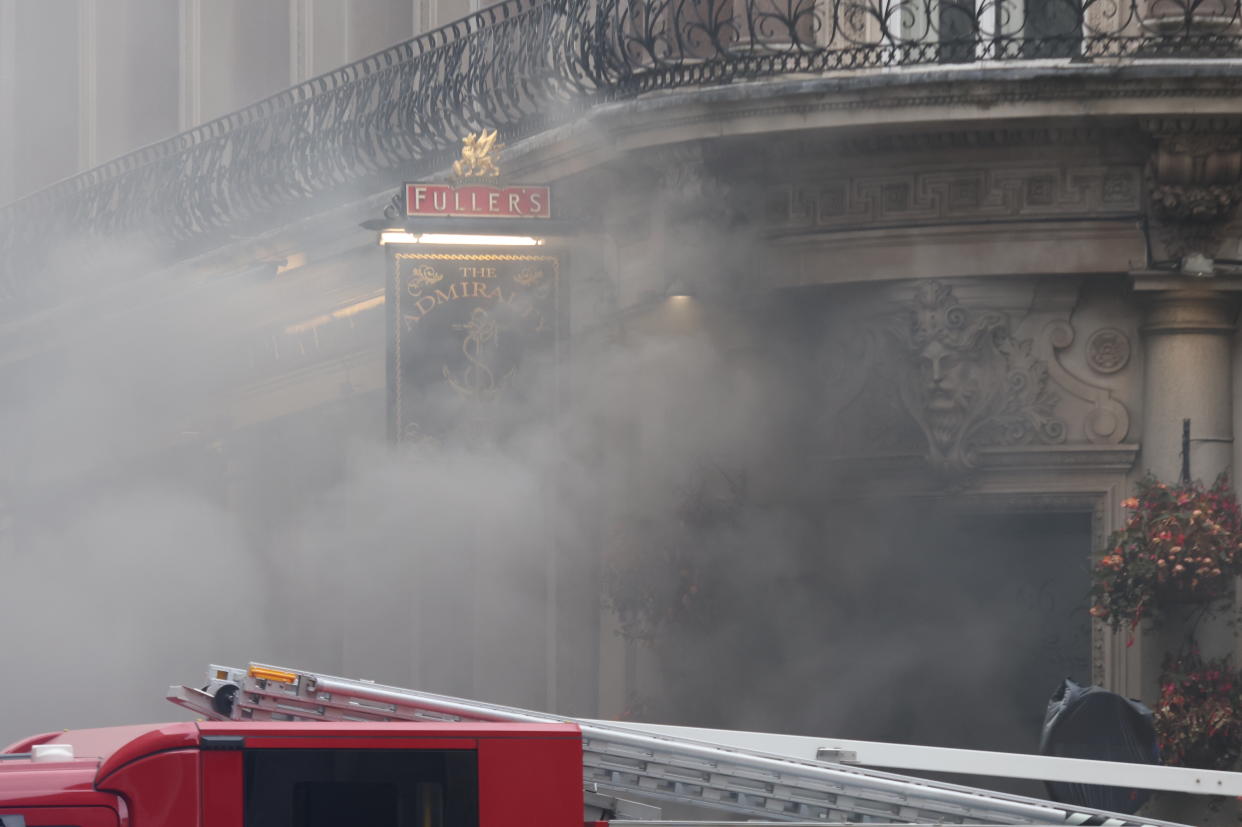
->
917 336 986 452
897 282 1011 468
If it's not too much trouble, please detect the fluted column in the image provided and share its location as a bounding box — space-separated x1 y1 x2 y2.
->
0 0 14 204
195 0 290 123
1139 285 1238 482
94 0 179 161
77 0 96 170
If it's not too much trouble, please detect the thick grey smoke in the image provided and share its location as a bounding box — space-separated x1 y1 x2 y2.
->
0 222 1090 794
0 238 272 737
0 14 1091 782
0 227 782 739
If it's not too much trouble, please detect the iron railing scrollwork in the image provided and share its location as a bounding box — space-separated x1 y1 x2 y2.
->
2 0 1240 312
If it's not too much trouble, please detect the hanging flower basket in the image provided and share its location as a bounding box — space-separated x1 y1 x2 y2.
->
1156 648 1242 770
602 515 703 642
1090 475 1242 634
603 466 747 641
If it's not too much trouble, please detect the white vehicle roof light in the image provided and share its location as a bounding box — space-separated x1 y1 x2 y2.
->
30 744 74 763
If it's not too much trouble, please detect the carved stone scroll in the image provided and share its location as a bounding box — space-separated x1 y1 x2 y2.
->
1042 321 1131 445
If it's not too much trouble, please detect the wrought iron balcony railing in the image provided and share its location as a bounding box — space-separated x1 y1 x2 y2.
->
1 0 1238 313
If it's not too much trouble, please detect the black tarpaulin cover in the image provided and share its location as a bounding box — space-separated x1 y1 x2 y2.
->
1039 678 1161 814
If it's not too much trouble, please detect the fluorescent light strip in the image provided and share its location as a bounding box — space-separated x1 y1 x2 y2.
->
379 231 544 246
421 233 544 246
380 231 419 245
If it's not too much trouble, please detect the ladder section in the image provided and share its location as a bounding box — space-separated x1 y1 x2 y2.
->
168 663 1189 827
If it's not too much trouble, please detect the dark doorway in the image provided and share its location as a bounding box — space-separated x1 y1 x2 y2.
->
819 506 1093 754
650 502 1092 795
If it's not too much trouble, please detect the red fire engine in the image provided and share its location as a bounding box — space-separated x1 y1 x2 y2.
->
1 662 1237 827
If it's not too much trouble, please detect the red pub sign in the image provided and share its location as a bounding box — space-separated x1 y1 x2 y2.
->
405 183 551 219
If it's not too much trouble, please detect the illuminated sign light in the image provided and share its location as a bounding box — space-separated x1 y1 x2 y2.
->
380 231 544 246
405 183 550 219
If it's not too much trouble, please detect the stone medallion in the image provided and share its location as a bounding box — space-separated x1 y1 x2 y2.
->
1086 327 1131 375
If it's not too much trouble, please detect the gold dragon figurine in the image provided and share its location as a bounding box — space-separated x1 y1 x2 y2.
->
452 129 503 178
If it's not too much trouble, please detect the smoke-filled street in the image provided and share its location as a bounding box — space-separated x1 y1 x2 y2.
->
3 1 1242 824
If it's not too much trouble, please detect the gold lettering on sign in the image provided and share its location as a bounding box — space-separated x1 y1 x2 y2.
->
433 284 463 303
396 253 557 335
403 282 512 328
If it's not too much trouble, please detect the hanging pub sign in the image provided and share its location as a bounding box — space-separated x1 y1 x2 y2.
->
383 129 562 446
389 249 558 445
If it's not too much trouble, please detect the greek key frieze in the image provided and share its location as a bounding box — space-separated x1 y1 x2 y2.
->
764 165 1141 231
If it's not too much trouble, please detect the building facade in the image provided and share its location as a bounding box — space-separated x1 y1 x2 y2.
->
0 0 494 204
3 0 1242 819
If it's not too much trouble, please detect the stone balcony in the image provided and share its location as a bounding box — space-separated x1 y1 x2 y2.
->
3 0 1242 320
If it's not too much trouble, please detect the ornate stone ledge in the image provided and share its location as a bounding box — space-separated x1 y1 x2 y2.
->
976 443 1141 471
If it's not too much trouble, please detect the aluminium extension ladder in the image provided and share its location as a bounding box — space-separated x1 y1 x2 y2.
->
168 663 1196 827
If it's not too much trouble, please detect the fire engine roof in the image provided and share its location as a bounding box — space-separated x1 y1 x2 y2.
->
0 724 154 806
0 720 577 806
4 723 191 761
4 721 579 782
196 721 580 738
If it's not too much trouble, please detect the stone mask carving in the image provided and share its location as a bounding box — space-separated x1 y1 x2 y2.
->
899 281 1064 469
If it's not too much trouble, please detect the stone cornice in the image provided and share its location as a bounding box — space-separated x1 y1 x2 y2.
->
805 445 1138 499
513 63 1242 182
976 443 1141 471
818 443 1140 472
757 125 1145 163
